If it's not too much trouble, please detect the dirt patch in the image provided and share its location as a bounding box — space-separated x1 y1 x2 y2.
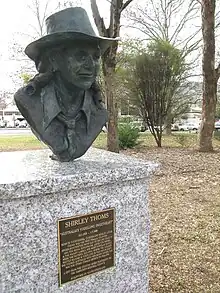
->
124 147 220 293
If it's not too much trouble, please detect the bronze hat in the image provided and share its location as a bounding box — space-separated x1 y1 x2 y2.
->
25 7 118 61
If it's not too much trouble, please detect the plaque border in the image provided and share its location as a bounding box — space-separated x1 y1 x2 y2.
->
57 208 116 287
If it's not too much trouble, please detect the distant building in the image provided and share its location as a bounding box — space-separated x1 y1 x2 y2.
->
0 105 24 122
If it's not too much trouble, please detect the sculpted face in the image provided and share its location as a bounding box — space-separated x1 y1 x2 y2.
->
51 43 101 89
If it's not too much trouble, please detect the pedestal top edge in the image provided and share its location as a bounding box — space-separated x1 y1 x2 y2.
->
0 148 158 200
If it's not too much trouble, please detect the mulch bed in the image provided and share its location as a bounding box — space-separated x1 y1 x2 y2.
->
124 147 220 293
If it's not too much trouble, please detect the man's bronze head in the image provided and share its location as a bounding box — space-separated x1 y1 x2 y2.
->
48 42 101 90
24 7 118 91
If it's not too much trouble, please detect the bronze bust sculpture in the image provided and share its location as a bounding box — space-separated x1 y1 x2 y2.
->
14 7 116 162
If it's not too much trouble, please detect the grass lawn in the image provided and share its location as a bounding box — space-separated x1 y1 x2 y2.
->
0 133 107 152
1 131 220 152
0 131 220 292
0 135 45 151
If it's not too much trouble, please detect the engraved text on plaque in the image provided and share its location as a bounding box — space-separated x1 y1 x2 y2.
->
58 208 115 286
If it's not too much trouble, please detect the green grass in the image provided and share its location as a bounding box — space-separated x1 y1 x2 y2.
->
0 135 45 151
0 132 220 152
0 133 107 152
93 133 106 149
94 132 204 150
138 132 220 149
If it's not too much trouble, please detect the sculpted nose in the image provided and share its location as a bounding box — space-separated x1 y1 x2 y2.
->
83 55 94 68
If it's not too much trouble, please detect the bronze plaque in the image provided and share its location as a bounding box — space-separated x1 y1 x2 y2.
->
57 208 115 286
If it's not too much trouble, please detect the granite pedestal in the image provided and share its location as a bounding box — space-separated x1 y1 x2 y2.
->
0 148 157 293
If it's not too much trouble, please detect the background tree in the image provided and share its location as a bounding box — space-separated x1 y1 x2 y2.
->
20 73 34 85
127 40 186 147
115 39 145 116
127 0 201 57
27 0 52 37
199 0 217 152
127 0 202 134
0 92 7 110
57 0 81 8
27 0 82 38
9 0 83 93
0 91 15 110
91 0 135 153
113 39 197 133
216 98 220 119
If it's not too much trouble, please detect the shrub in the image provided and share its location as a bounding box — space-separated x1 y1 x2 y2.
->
118 123 140 149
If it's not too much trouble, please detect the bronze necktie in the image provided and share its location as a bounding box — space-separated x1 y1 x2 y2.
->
57 112 82 157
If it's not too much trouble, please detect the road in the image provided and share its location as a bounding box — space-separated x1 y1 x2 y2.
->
0 128 33 136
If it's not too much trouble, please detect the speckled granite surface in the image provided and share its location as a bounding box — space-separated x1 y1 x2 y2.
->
0 148 157 293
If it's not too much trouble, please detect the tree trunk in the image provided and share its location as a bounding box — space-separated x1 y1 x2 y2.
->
90 0 134 152
199 0 216 152
147 124 162 147
103 62 119 152
164 110 172 135
164 124 172 135
90 0 135 152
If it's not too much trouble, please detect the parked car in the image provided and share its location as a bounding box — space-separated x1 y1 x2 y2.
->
119 121 146 132
178 124 189 131
6 121 15 128
15 119 20 127
18 120 28 128
131 121 146 132
186 123 199 131
171 124 180 131
102 125 107 133
0 120 6 128
215 121 220 131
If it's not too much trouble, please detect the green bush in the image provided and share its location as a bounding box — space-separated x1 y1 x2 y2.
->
118 123 140 149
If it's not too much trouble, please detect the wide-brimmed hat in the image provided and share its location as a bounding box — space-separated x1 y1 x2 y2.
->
25 7 118 62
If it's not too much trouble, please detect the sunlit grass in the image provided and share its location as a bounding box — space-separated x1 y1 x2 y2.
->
138 132 220 148
92 133 107 149
0 131 220 152
0 135 45 151
0 133 107 152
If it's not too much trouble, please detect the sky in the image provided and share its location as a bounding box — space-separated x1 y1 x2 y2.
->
0 0 105 92
0 0 219 93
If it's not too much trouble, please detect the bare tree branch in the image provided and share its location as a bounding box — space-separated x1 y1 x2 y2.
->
127 0 201 53
215 9 220 27
170 1 199 44
27 0 52 37
90 0 108 36
216 63 220 82
121 0 134 12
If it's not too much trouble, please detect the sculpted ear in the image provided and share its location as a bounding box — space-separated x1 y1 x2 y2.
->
36 53 54 73
49 56 59 72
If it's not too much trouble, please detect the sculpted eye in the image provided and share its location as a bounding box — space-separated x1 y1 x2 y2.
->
93 49 101 60
75 51 88 61
61 47 67 53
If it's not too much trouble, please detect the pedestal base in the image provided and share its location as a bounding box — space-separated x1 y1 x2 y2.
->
0 148 157 293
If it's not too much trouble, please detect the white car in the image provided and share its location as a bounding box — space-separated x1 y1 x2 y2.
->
186 123 199 131
0 120 6 128
6 121 15 128
178 124 189 131
215 121 220 130
18 120 28 128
